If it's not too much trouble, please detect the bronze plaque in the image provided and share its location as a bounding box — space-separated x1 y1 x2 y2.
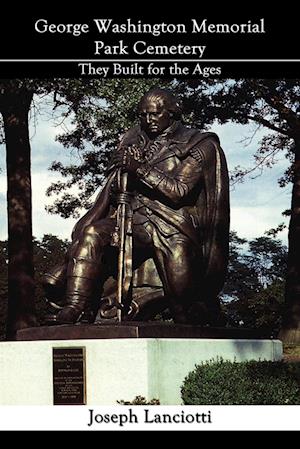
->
52 347 86 405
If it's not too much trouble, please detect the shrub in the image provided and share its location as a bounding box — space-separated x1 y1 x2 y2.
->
181 359 300 405
117 396 160 405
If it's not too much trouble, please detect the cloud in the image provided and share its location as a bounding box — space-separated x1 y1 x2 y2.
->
28 102 80 172
31 172 78 240
231 206 289 244
214 121 291 243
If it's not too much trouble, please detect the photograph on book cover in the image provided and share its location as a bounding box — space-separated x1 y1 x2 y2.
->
0 77 299 406
0 13 299 431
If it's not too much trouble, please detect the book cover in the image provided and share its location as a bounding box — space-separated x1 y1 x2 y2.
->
0 10 299 430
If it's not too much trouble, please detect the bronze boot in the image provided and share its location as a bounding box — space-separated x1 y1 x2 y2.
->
56 257 100 324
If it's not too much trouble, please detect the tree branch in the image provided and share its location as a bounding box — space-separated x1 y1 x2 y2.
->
246 114 290 136
248 80 300 131
230 146 282 186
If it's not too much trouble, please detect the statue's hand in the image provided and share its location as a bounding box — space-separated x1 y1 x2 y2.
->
112 145 143 173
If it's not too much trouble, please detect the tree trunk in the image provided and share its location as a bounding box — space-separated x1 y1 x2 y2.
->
280 139 300 344
0 87 37 339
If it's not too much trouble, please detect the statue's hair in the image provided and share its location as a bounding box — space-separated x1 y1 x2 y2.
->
138 88 182 120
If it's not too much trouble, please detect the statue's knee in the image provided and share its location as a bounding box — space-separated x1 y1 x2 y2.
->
79 225 101 247
83 224 99 239
82 223 111 246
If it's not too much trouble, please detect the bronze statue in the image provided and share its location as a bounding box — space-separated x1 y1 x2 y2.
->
43 88 230 326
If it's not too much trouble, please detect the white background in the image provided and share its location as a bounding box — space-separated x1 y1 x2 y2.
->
0 405 298 431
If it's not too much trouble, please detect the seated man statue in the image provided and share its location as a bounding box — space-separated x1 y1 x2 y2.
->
43 87 230 325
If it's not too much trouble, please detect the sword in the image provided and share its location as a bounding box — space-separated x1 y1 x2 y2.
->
111 169 133 322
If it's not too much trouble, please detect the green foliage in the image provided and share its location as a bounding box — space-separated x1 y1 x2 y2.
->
248 237 288 285
224 280 285 334
26 78 222 218
117 396 160 405
181 359 300 405
223 231 258 301
0 235 70 339
177 79 300 193
44 79 173 218
222 232 287 333
246 280 285 330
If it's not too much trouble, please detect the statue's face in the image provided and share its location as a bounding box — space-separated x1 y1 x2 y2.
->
139 99 173 137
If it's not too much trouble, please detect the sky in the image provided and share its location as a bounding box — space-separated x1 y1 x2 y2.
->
0 99 291 245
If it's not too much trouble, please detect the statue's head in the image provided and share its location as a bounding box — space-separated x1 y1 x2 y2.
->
138 88 182 138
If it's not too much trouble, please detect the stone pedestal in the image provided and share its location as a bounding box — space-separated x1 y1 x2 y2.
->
15 322 275 341
0 325 282 405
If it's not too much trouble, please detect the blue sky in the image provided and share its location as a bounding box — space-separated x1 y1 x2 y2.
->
0 100 291 245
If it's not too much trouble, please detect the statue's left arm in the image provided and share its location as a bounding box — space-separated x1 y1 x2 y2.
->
135 138 214 205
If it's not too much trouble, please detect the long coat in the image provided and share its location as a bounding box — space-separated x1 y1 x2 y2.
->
70 121 230 306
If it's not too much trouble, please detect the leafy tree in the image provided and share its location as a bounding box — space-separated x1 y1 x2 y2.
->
247 280 285 332
176 79 300 342
247 237 288 286
0 80 37 337
222 231 259 302
0 235 70 339
222 232 288 333
34 234 69 269
45 79 171 218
